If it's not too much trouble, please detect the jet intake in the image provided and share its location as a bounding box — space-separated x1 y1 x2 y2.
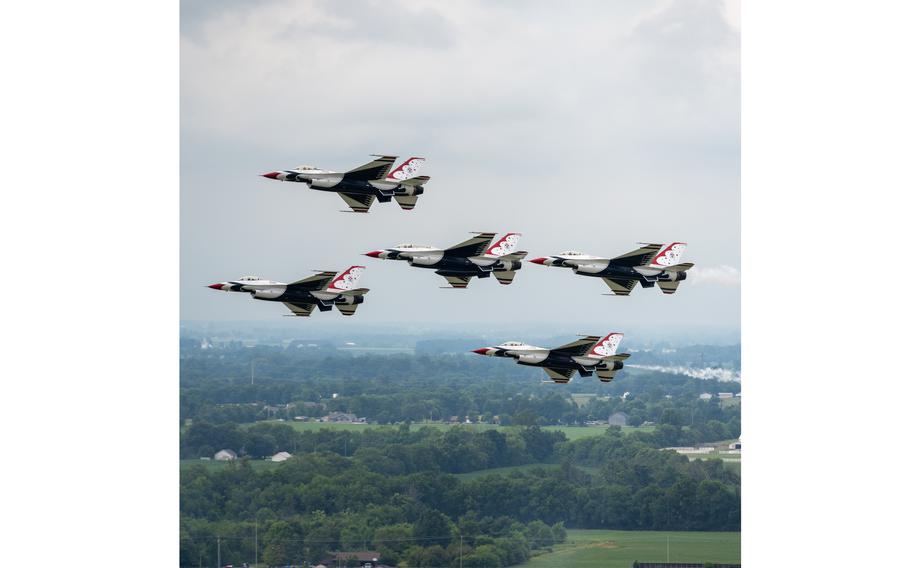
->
336 295 365 305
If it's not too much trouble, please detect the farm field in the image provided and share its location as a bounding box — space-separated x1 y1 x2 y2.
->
520 529 741 568
274 420 654 440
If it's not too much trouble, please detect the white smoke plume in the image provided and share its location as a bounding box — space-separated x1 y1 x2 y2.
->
628 364 741 382
687 265 741 286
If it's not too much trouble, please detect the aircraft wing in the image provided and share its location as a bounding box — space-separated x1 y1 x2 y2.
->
442 275 473 288
608 243 663 268
282 302 316 317
550 335 603 357
602 277 639 296
543 367 575 383
343 155 398 181
288 271 337 290
338 193 375 213
444 232 496 258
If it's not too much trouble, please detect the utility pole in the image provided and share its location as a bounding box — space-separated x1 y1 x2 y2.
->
460 534 463 568
251 360 255 385
254 518 258 567
217 536 221 568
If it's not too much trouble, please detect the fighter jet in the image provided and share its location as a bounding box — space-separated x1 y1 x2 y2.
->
208 266 369 317
530 242 693 296
261 155 429 213
364 232 526 288
472 333 630 383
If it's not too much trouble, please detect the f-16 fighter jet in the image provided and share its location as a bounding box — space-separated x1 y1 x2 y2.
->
261 155 429 213
207 266 368 317
472 333 630 383
530 242 693 296
364 232 526 288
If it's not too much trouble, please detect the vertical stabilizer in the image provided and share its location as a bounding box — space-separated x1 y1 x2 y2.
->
485 233 522 257
326 266 365 292
587 333 624 357
649 242 687 268
386 157 426 181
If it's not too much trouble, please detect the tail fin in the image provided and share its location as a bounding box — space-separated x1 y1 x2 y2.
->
386 157 425 181
326 266 365 292
587 333 624 357
649 242 687 268
485 232 522 257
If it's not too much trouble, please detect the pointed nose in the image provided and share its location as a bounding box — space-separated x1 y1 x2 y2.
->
472 348 489 355
208 283 224 290
530 257 549 265
363 250 383 258
261 171 280 179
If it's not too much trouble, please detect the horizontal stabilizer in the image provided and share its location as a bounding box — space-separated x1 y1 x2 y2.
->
658 281 680 294
337 287 370 296
336 303 360 316
596 369 618 382
493 270 516 285
661 262 694 273
602 353 631 361
394 195 419 210
399 175 430 186
499 250 528 261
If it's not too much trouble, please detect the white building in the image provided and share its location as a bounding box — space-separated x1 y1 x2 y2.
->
214 449 237 461
718 392 733 399
699 393 713 400
271 451 293 462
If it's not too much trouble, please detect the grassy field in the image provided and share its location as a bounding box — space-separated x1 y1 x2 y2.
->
274 420 653 440
520 529 740 568
180 458 281 471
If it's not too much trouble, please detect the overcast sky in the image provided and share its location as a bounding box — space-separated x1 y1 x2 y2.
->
181 0 740 331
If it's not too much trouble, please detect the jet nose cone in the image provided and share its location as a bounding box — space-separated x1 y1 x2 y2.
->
530 257 548 265
364 250 383 258
261 171 280 179
472 348 489 355
207 283 224 290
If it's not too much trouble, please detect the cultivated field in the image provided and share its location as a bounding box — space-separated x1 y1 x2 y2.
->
520 529 741 568
277 420 654 440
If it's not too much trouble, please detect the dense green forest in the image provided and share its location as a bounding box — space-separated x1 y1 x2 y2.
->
180 343 740 567
180 345 740 433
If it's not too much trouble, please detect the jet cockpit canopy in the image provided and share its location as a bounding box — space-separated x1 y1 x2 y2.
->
559 250 585 256
238 275 261 281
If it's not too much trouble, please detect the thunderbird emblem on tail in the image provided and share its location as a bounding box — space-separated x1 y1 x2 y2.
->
208 266 369 317
472 333 630 383
530 242 694 295
261 155 429 213
364 232 527 288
